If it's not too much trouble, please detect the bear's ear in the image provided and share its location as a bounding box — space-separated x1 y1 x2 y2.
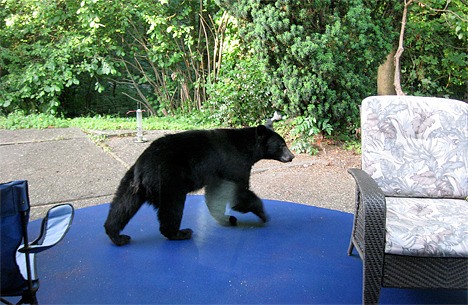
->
256 125 268 137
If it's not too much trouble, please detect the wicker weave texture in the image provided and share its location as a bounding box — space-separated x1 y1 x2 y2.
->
383 255 468 289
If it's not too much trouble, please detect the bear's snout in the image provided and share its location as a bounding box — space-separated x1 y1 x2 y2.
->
280 148 295 162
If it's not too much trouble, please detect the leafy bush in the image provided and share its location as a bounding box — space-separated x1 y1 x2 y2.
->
218 0 399 146
206 52 275 127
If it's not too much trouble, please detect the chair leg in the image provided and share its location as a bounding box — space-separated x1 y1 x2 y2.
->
362 264 381 305
29 294 38 305
19 291 38 305
348 187 361 256
363 285 381 305
348 239 355 256
0 297 15 305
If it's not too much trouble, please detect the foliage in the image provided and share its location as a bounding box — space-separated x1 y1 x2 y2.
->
205 49 274 126
0 0 119 114
346 142 362 154
290 115 333 154
217 0 400 152
0 111 71 129
401 0 467 99
116 0 226 115
0 0 226 115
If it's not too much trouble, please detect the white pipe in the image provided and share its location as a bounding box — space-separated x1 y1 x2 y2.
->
134 109 147 143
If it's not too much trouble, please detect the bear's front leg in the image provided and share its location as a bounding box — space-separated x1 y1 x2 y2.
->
232 188 269 223
157 194 193 240
205 180 238 226
163 228 193 240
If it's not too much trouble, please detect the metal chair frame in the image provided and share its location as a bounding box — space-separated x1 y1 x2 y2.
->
1 180 74 305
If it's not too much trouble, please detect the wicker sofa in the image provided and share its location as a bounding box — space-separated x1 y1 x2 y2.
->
347 95 468 304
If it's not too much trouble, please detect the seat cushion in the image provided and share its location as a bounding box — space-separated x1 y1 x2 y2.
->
385 197 468 257
360 96 468 198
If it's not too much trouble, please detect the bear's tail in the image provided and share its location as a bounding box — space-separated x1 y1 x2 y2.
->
104 165 145 246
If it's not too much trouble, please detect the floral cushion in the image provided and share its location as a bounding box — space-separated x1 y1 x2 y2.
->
385 197 468 257
361 96 468 198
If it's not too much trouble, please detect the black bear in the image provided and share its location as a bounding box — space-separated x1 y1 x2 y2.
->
104 124 294 246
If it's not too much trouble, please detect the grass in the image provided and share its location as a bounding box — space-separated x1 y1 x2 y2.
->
0 111 218 131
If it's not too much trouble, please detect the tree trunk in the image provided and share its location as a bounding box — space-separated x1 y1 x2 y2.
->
378 50 397 95
394 0 413 96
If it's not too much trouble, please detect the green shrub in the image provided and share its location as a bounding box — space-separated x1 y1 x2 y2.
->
206 52 275 127
219 0 399 139
290 115 333 155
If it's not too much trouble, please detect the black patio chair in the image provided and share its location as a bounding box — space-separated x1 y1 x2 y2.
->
1 180 74 305
347 96 468 304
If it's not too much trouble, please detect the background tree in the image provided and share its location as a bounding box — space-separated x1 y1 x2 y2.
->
0 0 118 114
0 0 227 115
115 0 227 115
396 0 467 98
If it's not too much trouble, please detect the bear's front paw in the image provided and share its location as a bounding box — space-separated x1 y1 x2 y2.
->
179 228 193 239
111 234 131 246
169 228 193 240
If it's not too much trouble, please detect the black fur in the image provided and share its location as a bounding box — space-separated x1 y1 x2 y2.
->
104 125 294 246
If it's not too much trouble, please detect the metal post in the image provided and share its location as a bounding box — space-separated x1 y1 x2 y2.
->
134 109 147 143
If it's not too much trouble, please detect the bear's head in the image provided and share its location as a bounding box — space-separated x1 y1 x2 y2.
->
255 125 295 163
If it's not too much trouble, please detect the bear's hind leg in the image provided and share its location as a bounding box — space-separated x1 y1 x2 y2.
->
157 193 193 240
104 188 145 246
